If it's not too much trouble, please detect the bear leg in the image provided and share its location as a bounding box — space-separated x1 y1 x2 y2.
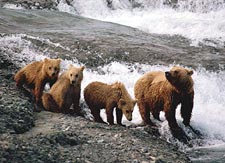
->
181 94 194 126
90 107 105 124
106 103 114 125
116 108 124 126
152 111 161 121
42 93 60 113
165 109 190 142
165 109 179 129
138 102 155 126
34 83 44 104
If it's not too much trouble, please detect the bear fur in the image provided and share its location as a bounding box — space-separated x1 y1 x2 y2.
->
84 81 137 126
134 66 194 137
14 58 61 105
42 65 84 115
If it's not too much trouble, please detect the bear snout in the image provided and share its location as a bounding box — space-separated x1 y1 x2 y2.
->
165 71 171 78
71 80 76 84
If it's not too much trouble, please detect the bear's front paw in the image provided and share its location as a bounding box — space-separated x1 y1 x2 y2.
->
171 127 190 144
183 120 190 126
118 123 126 127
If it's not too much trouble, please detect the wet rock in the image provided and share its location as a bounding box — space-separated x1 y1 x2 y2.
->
0 0 57 10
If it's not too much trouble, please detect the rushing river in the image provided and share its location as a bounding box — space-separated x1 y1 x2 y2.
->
1 0 225 162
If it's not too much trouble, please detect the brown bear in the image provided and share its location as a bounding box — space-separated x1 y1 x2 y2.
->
84 81 137 126
42 65 84 115
14 58 61 105
134 66 194 139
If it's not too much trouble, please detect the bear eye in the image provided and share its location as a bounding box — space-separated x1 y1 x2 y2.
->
174 70 178 74
75 74 78 78
54 67 58 71
49 67 52 70
70 74 72 77
126 110 129 114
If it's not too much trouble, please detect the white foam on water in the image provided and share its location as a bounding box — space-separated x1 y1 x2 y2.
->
0 34 69 67
56 0 225 47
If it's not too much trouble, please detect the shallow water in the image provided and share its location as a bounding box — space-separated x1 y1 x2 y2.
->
0 6 225 162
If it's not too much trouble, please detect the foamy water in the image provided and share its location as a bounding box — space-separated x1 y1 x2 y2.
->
56 0 225 47
1 34 225 154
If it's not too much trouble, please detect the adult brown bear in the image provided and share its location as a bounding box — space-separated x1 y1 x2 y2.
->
134 66 194 141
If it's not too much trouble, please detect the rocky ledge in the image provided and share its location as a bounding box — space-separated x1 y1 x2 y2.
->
0 52 190 163
0 0 57 9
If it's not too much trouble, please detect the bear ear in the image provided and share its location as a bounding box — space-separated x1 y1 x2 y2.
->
57 58 61 63
188 70 193 76
44 58 49 63
69 64 74 69
118 99 126 108
80 66 85 71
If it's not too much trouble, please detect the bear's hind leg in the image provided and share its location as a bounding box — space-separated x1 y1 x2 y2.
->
90 107 106 124
138 102 155 126
42 93 60 113
152 110 161 121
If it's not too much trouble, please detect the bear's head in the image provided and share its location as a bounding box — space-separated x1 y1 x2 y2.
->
165 66 194 91
67 65 85 86
118 99 137 121
44 58 61 79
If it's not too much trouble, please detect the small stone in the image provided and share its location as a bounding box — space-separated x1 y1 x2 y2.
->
142 161 149 163
97 139 104 143
35 2 40 6
141 147 148 153
18 119 25 123
132 159 141 163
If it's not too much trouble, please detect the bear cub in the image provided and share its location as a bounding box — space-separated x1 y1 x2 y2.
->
14 58 61 106
84 81 137 126
42 65 84 115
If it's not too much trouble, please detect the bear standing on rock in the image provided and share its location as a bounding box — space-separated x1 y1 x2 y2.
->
14 58 61 106
134 66 194 140
84 81 137 126
42 65 84 115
